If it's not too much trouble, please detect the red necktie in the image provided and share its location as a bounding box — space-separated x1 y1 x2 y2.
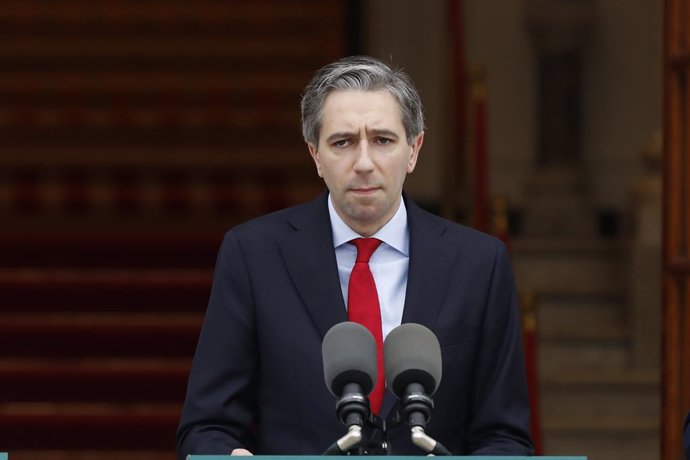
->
347 237 384 414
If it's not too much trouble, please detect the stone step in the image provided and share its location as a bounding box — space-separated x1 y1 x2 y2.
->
512 235 660 460
1 35 341 61
512 236 627 254
0 0 343 27
512 237 626 295
0 106 301 131
1 311 202 358
0 234 220 269
0 70 313 94
515 238 632 371
539 370 660 420
545 432 659 460
540 368 660 385
0 144 315 169
0 268 212 311
0 402 180 451
537 293 628 340
544 414 658 433
0 357 192 403
7 451 174 460
542 416 659 460
539 337 631 372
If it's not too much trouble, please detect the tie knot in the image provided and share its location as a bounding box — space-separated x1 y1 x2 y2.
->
351 238 382 263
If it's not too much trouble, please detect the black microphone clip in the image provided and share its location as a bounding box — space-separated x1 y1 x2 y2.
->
355 411 390 456
335 382 370 429
324 400 390 455
400 382 434 429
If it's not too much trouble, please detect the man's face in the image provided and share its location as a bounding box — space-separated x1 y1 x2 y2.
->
308 90 424 237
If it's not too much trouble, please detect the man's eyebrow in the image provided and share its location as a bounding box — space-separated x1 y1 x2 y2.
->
325 129 400 144
325 132 356 143
369 129 400 139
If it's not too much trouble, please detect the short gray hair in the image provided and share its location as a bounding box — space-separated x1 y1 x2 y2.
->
300 55 425 146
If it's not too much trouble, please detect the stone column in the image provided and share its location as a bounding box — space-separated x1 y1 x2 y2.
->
629 131 662 370
522 0 594 237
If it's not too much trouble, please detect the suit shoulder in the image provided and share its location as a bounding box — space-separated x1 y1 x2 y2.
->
451 220 505 249
415 205 508 255
221 194 326 243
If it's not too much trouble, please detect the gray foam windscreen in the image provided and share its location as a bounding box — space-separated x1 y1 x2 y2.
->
322 321 378 397
383 323 442 397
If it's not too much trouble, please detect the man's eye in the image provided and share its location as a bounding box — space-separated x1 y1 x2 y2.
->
376 137 392 145
333 139 349 147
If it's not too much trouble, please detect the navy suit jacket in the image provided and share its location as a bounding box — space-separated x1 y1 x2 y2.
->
177 193 533 457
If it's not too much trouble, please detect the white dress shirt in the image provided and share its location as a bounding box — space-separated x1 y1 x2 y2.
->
328 194 409 339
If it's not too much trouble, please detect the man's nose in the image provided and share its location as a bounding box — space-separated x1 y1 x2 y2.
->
353 140 374 172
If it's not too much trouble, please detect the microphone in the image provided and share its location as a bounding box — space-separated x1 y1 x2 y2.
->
322 321 378 454
384 323 450 455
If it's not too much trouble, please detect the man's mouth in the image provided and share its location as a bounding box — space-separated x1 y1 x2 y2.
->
350 187 380 194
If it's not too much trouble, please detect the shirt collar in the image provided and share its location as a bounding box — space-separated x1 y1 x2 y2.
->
328 193 409 256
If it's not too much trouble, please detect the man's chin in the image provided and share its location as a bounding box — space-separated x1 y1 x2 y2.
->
345 198 381 215
346 206 386 226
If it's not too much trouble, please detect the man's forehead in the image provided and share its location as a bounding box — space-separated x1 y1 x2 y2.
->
322 88 396 107
320 89 404 131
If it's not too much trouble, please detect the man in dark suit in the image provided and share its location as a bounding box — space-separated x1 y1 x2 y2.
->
176 56 533 457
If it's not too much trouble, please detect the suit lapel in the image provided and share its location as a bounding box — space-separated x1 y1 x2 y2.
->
381 198 460 418
279 194 348 339
401 199 458 332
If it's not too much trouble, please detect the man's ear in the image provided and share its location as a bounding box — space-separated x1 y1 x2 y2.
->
308 143 323 178
406 132 425 173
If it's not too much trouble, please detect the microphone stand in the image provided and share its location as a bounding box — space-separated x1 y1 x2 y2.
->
324 383 450 455
323 424 362 455
410 426 451 456
401 383 451 456
324 412 390 455
324 384 389 456
325 383 390 455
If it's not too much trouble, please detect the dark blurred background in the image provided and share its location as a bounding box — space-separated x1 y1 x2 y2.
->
0 1 667 460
